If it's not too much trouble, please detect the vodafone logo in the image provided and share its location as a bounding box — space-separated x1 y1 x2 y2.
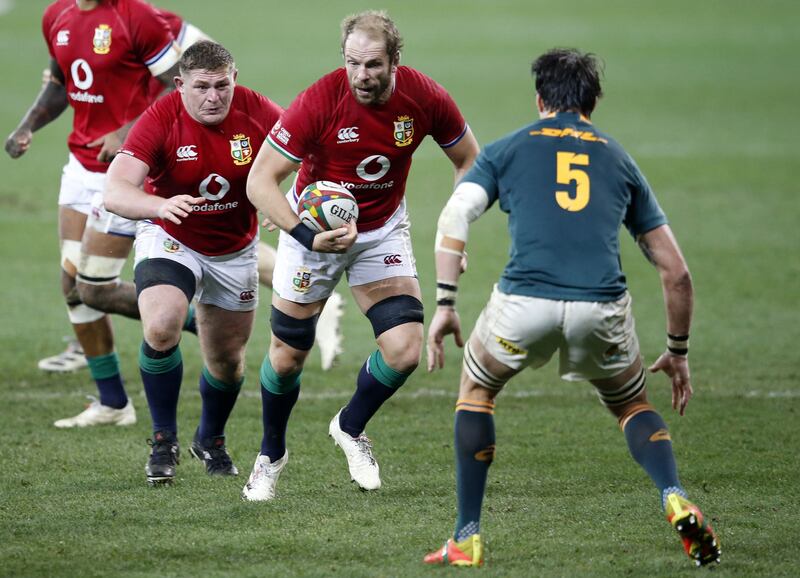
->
383 254 402 266
356 155 390 182
337 126 359 143
199 173 230 201
176 145 198 161
71 59 93 90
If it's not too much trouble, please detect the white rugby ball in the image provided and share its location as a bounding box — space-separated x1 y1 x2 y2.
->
297 181 359 233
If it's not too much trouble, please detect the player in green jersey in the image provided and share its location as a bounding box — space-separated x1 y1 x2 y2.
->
423 48 720 568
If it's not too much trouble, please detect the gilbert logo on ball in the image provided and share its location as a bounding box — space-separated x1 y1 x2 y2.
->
297 181 359 233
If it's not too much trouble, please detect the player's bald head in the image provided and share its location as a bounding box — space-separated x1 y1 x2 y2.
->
179 40 235 75
341 10 403 64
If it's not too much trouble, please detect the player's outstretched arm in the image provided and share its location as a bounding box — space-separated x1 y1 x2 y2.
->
5 59 68 159
638 224 694 415
105 153 203 224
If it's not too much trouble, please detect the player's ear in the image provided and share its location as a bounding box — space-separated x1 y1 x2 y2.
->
392 51 401 70
232 68 239 83
174 75 184 92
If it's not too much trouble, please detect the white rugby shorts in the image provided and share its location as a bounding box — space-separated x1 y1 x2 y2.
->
272 198 417 303
134 221 259 312
58 154 136 236
472 285 640 381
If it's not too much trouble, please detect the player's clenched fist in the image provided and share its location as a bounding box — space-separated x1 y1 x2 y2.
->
5 129 33 159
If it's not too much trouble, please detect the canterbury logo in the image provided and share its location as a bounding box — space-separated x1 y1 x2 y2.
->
337 126 359 142
649 429 671 442
474 445 496 462
239 290 255 302
383 254 402 265
176 145 198 161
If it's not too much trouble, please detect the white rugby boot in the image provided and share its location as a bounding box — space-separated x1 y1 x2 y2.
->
316 291 344 371
38 339 88 372
328 409 381 490
53 396 136 428
241 451 288 502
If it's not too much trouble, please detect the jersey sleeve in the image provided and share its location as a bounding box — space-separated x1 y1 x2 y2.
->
119 104 167 174
461 145 500 206
623 155 668 237
429 82 468 149
41 4 58 59
266 85 319 163
126 0 179 77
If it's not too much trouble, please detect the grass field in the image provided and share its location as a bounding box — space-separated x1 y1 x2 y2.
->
1 0 799 576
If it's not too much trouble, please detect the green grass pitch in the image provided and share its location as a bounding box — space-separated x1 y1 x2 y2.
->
1 1 798 576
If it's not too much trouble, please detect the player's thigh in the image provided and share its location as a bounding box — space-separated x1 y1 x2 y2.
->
196 303 255 372
57 154 96 236
559 292 640 381
471 286 563 376
271 230 346 303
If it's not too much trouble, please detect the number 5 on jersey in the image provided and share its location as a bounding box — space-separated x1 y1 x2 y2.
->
556 151 590 212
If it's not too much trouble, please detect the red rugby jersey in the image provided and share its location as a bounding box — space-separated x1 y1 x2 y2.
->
120 86 282 256
42 0 178 173
267 66 468 231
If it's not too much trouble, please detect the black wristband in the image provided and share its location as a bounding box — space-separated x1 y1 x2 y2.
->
437 298 456 307
289 223 315 251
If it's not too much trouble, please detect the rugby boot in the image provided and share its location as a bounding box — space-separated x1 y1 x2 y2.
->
38 338 88 372
53 396 136 428
665 493 721 566
424 534 484 567
189 429 238 476
328 409 381 490
241 451 288 502
145 431 180 486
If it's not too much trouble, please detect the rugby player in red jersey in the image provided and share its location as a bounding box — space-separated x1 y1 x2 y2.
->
242 10 480 501
36 3 345 377
5 0 181 428
104 41 285 485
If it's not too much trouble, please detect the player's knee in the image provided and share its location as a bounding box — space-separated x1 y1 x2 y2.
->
207 357 245 385
366 294 424 339
379 333 422 374
463 340 508 393
75 281 109 310
270 306 317 351
268 344 307 377
142 319 182 351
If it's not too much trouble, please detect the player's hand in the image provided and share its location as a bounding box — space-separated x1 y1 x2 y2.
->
5 128 33 159
260 216 278 232
648 351 693 416
312 219 357 253
426 307 463 372
157 195 205 225
460 251 468 274
87 130 124 163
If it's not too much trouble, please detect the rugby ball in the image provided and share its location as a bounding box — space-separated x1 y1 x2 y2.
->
297 181 359 233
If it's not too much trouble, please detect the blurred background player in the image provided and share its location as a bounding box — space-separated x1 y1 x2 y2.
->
242 10 479 501
5 0 181 427
423 48 720 568
104 41 283 485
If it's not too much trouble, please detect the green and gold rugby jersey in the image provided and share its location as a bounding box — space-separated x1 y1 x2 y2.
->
464 112 667 302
